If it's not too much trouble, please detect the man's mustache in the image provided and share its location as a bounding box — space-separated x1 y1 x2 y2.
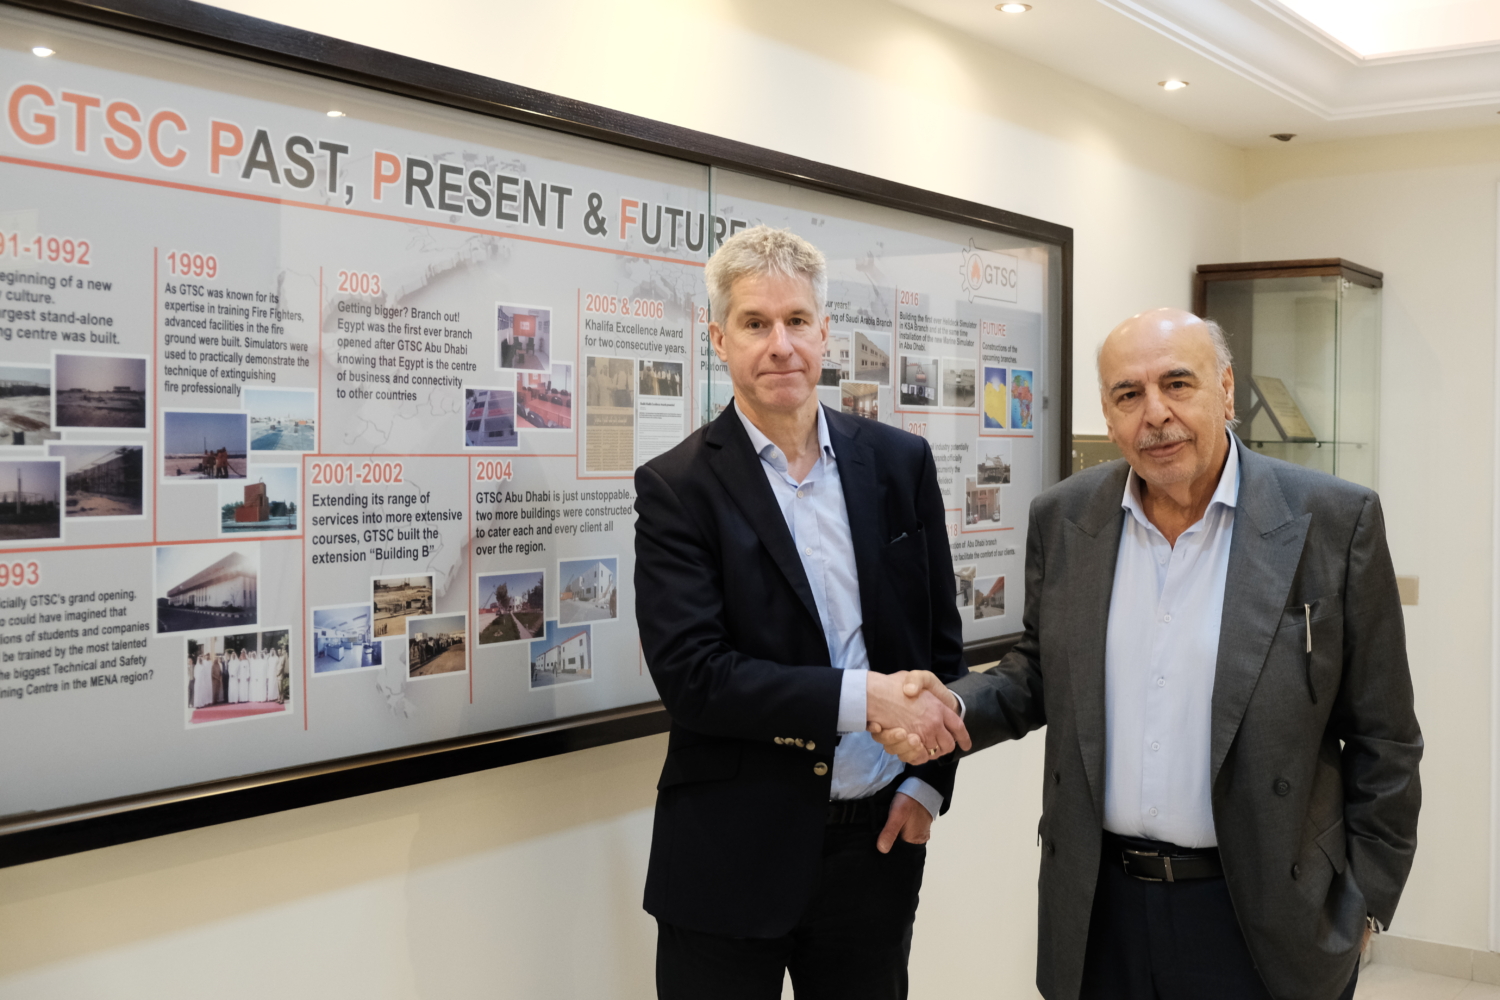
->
1135 427 1193 450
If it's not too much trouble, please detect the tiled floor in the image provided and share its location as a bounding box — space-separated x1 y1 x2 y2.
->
1358 964 1500 999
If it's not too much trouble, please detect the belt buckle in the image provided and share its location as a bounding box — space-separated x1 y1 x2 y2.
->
1122 847 1173 883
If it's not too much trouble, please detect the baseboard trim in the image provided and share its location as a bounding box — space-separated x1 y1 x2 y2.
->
1369 933 1500 984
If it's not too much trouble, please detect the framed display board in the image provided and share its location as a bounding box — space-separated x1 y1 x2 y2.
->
0 0 1072 866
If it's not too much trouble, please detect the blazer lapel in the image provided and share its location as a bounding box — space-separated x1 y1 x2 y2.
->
825 409 882 650
1063 462 1129 818
705 402 821 626
1210 440 1310 783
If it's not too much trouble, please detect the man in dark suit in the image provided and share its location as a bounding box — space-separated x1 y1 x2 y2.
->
878 308 1422 1000
634 225 970 1000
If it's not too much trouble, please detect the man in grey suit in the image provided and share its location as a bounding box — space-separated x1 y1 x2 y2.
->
876 307 1421 1000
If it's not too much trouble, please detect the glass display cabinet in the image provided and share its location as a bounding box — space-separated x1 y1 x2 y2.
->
1194 258 1382 489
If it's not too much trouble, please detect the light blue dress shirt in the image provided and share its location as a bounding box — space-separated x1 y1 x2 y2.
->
736 406 943 820
1103 436 1240 848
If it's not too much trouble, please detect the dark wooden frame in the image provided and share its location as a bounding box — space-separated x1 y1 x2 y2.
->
0 0 1068 867
1193 258 1383 316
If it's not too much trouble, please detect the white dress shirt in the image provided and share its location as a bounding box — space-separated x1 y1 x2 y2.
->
737 406 943 820
1102 437 1240 848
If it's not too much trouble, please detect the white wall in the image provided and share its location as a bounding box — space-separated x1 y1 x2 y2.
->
1242 131 1500 951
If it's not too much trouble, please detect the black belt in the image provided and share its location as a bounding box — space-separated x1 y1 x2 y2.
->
1107 832 1223 882
827 779 900 826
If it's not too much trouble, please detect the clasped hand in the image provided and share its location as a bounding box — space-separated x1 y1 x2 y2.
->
865 670 968 764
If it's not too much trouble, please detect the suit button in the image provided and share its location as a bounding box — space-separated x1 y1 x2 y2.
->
806 741 816 751
1291 864 1301 880
1053 770 1061 785
774 737 784 745
794 739 805 747
813 763 829 777
1274 778 1290 796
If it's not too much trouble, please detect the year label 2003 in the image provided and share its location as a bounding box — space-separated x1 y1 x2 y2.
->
310 461 403 485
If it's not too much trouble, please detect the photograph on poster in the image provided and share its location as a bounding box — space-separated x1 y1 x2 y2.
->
943 360 977 409
246 387 316 452
975 576 1005 619
162 410 248 480
983 367 1008 430
0 458 61 541
1010 369 1035 430
53 353 147 429
840 380 879 421
639 360 684 398
530 620 592 688
185 627 291 726
899 357 937 407
976 440 1012 485
311 604 381 673
372 574 433 637
638 360 686 465
407 612 467 678
821 333 850 386
219 466 298 534
516 365 572 430
558 557 617 624
477 569 545 644
51 443 144 518
0 364 54 446
585 357 634 472
955 565 975 608
155 542 259 634
965 476 1000 526
854 331 890 384
497 304 550 371
463 388 518 448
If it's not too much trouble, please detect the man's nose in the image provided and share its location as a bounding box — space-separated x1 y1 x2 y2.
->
1142 386 1172 423
767 322 794 354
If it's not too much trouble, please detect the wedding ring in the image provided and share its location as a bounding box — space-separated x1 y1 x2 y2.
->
927 747 939 756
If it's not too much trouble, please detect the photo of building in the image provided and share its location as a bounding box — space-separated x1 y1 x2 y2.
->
559 557 616 623
464 388 518 448
52 444 143 517
220 466 298 534
0 458 61 540
974 576 1005 620
966 476 1000 524
854 331 890 383
0 364 54 446
54 353 147 429
162 410 248 480
517 365 572 430
311 605 381 673
246 388 316 452
408 613 467 678
497 304 550 371
156 543 259 633
840 380 878 420
900 357 937 406
943 361 976 408
372 575 433 636
477 569 545 644
529 620 592 688
821 333 850 386
977 442 1012 485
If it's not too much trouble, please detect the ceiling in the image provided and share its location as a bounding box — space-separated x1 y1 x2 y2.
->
890 0 1500 146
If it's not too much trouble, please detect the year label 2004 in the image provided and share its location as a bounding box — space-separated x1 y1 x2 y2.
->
310 461 403 486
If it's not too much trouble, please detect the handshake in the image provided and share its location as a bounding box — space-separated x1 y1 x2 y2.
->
865 670 970 764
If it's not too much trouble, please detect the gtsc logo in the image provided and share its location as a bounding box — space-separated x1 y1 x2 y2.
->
959 240 1020 304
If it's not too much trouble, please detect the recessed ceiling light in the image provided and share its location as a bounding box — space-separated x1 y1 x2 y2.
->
996 3 1032 12
1158 79 1189 91
326 110 346 117
1271 133 1297 142
31 46 54 58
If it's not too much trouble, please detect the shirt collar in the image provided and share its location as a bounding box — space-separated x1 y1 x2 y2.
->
735 403 835 477
1121 431 1240 529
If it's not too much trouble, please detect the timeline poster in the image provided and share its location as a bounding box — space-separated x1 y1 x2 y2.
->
0 11 716 818
712 171 1057 644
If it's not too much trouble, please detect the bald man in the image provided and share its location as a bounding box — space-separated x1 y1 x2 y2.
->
877 309 1422 1000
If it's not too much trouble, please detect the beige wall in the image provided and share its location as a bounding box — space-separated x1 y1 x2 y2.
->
1242 131 1500 951
8 0 1494 997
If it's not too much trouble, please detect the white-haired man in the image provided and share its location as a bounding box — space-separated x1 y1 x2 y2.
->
875 307 1422 1000
634 225 970 999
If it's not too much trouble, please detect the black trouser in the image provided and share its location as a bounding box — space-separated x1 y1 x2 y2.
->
656 794 926 1000
1081 833 1358 1000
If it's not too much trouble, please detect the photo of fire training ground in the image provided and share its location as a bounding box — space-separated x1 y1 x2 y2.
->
407 612 467 678
0 364 54 446
186 628 291 726
162 410 248 480
219 466 298 534
477 569 544 644
155 542 259 634
246 388 316 452
0 458 61 541
54 353 147 429
51 443 144 517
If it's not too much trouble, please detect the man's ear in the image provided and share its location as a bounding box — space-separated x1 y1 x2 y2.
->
1102 399 1117 444
709 322 727 363
1221 365 1236 423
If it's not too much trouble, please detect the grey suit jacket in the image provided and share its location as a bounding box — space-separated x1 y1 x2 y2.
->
952 438 1422 1000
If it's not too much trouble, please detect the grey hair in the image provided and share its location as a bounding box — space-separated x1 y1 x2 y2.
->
704 225 827 325
1095 315 1239 430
